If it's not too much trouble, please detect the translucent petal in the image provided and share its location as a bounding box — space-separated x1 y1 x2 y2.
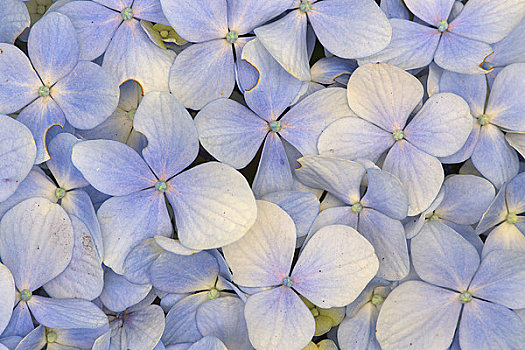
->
403 0 455 26
0 263 15 335
434 32 492 74
46 133 88 190
99 268 151 312
0 0 29 44
361 168 409 220
162 293 208 345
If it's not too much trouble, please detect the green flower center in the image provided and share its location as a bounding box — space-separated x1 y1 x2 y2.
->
351 202 363 214
46 331 57 343
155 181 167 193
20 289 32 301
55 188 66 200
371 294 384 306
481 61 494 70
437 20 449 32
428 213 440 221
226 30 238 44
393 129 404 141
507 213 519 224
121 7 133 21
282 276 294 287
300 0 312 12
269 120 282 132
459 292 472 303
478 115 489 126
160 30 169 38
207 288 220 299
38 86 50 97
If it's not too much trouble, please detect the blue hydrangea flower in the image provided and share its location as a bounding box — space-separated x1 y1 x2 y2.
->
0 264 15 337
439 63 525 188
196 39 353 197
0 115 36 202
0 12 119 163
254 0 392 81
223 200 378 350
376 221 525 349
476 172 525 257
0 198 107 338
56 0 176 93
71 91 257 273
361 0 525 73
0 0 30 43
318 62 472 215
296 156 410 281
160 0 294 109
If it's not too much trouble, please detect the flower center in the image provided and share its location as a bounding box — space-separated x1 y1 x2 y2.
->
351 202 363 214
428 213 440 221
207 288 220 299
54 188 66 200
506 213 519 224
226 30 238 44
437 20 449 32
269 120 282 132
160 30 169 38
155 181 167 193
481 61 494 70
121 7 133 21
127 109 136 121
478 115 489 126
392 129 404 141
38 86 50 97
282 276 294 287
46 331 57 343
371 294 384 306
20 289 32 301
459 292 472 303
299 0 312 12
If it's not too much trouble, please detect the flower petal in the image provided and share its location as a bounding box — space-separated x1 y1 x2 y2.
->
162 293 208 345
361 168 409 220
292 225 378 307
99 268 151 312
46 133 88 190
0 263 15 335
244 286 315 350
189 336 227 350
113 304 165 350
0 0 29 44
227 0 293 34
123 238 163 285
194 98 268 169
223 200 295 288
434 32 492 74
72 140 156 196
403 0 455 25
439 71 487 118
167 162 257 250
0 198 73 291
411 220 480 291
169 40 234 110
337 302 378 350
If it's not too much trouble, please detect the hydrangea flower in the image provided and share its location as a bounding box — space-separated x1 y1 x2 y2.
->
296 155 410 280
0 198 107 338
376 220 525 349
72 91 257 273
318 62 472 215
254 0 392 81
476 172 525 256
0 115 36 202
196 39 353 197
223 200 378 349
0 12 119 163
0 0 30 43
56 0 176 93
160 0 295 110
361 0 525 73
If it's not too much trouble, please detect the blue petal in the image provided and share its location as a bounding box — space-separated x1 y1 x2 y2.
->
434 32 492 74
162 293 209 345
27 12 79 86
403 0 455 26
46 133 88 190
93 0 132 11
337 302 378 350
123 238 163 285
227 0 293 34
110 304 165 349
310 57 357 85
189 336 227 350
0 115 36 202
0 263 15 335
134 92 199 179
132 0 169 24
505 172 525 214
12 325 45 350
0 0 29 44
99 268 151 312
2 301 33 337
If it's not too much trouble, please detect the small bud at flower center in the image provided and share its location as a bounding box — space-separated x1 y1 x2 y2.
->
459 292 472 303
428 213 440 221
20 289 32 301
38 86 50 97
506 213 519 224
121 7 133 21
55 188 66 200
300 0 312 12
371 294 384 305
351 202 363 214
207 288 220 299
392 129 404 141
478 115 489 126
283 276 294 287
160 30 169 38
437 20 449 32
269 120 282 132
46 331 57 343
226 30 238 44
155 181 167 193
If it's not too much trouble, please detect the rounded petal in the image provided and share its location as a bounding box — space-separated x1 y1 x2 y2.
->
134 91 199 179
189 336 227 350
244 286 315 350
123 238 163 285
167 162 257 250
99 268 151 312
28 12 79 86
404 93 472 157
337 302 379 350
434 32 492 74
403 0 454 25
376 281 461 350
222 200 295 287
439 70 487 118
0 198 73 291
46 133 89 190
114 304 165 350
227 0 294 34
347 63 423 132
162 293 208 345
0 115 36 202
0 0 29 44
0 263 15 335
292 225 379 307
411 220 480 291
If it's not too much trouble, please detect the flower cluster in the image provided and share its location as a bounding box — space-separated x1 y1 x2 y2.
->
0 0 524 349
